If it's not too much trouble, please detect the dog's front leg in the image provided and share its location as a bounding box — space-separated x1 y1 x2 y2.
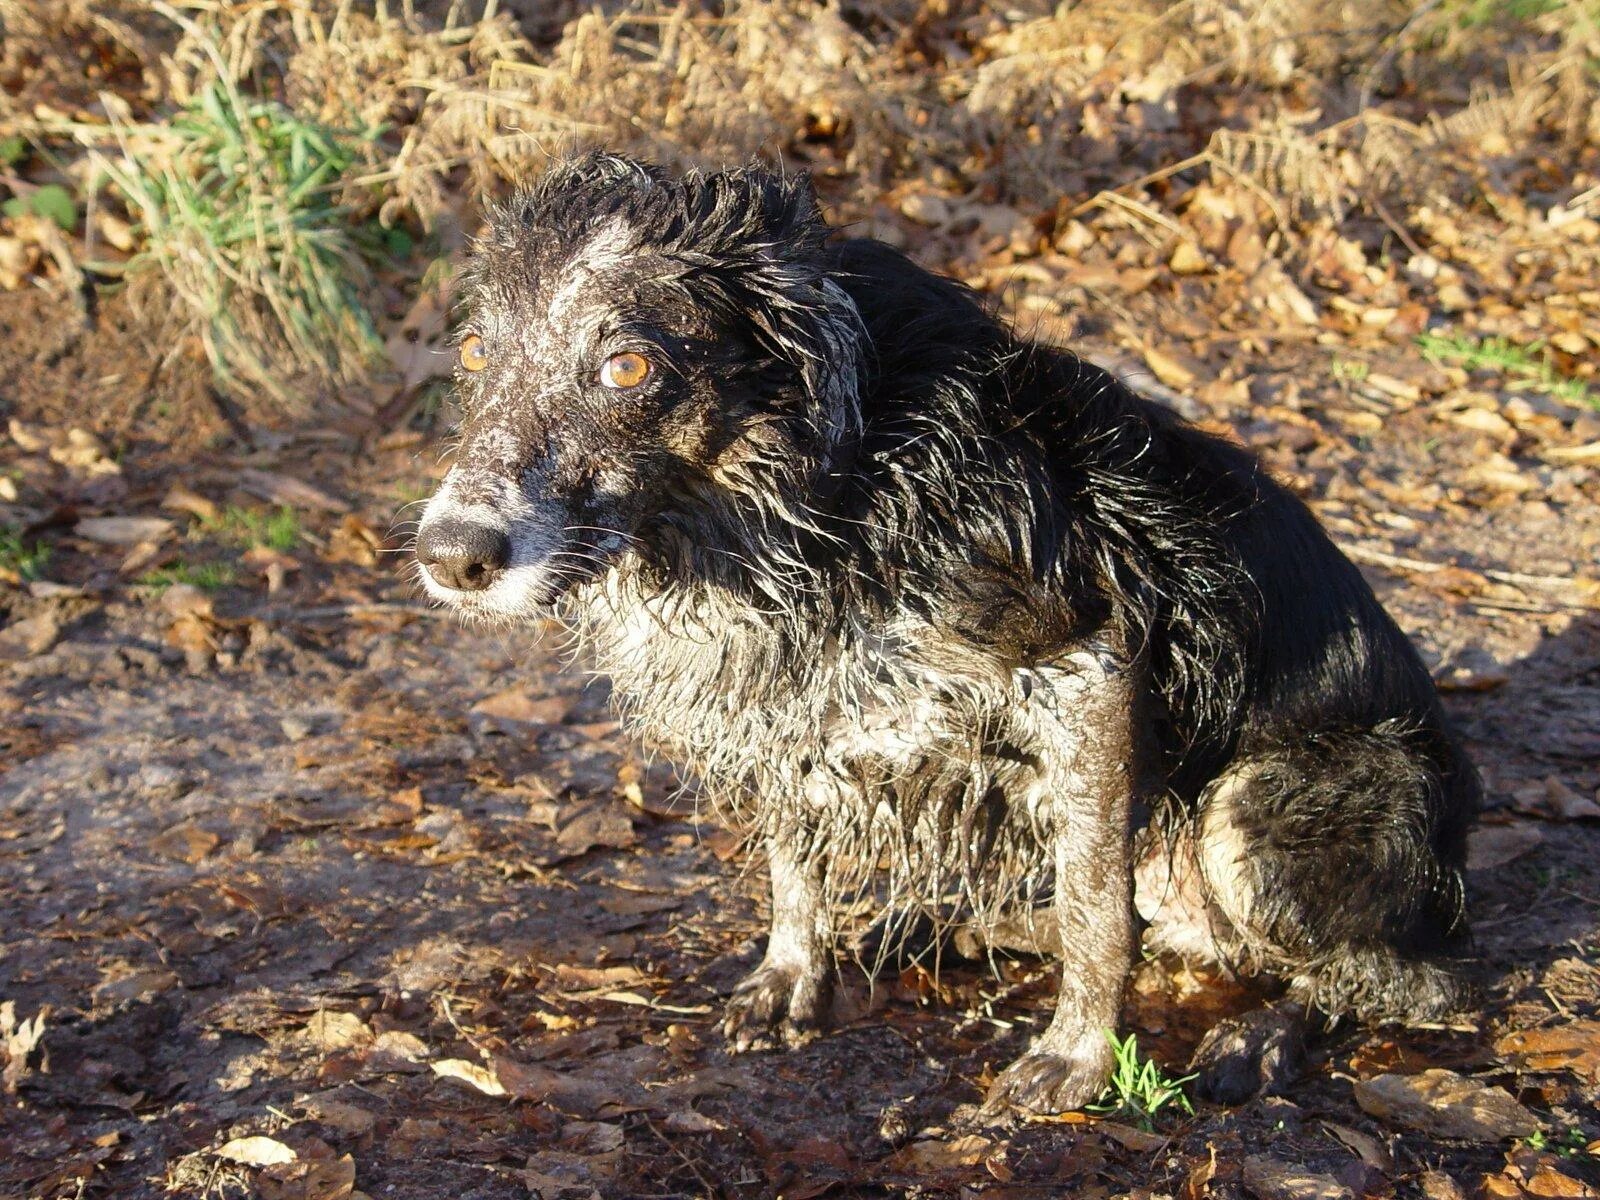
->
723 830 834 1051
982 651 1136 1117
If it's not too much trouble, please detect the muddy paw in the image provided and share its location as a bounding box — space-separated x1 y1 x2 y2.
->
722 962 832 1052
1190 1004 1306 1105
980 1035 1115 1119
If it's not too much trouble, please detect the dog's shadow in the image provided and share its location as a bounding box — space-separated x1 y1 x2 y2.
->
1447 611 1600 1000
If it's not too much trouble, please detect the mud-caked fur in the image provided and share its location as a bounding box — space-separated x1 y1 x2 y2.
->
414 153 1478 1115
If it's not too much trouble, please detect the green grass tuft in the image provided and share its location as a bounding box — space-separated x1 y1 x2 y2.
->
199 505 300 553
1523 1127 1594 1157
1447 0 1566 27
1086 1031 1196 1129
1416 331 1598 409
1 183 78 232
0 525 51 581
139 561 238 592
93 42 390 411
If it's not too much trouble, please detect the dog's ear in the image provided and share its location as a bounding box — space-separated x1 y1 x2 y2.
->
739 162 828 251
718 167 862 458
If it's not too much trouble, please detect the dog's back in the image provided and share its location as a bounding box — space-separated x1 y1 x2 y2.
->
837 237 1475 779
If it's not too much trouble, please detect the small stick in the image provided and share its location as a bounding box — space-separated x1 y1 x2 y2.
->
640 1114 724 1200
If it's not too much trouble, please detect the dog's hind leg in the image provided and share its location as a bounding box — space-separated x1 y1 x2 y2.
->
1178 725 1474 1101
724 830 835 1051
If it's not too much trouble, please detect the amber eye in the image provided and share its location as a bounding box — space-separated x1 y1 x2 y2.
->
459 334 489 373
599 351 652 390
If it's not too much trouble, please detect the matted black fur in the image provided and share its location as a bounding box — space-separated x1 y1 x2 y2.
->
414 153 1478 1116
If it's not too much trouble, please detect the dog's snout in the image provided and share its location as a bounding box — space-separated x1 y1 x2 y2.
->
416 520 511 593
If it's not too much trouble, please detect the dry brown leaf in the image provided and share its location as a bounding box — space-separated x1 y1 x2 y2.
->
550 802 636 862
1099 1121 1167 1152
0 235 38 290
75 516 173 545
0 612 61 660
50 429 120 476
1352 1070 1540 1141
367 1029 430 1072
1464 454 1536 495
1496 1021 1600 1082
1143 345 1198 390
118 540 171 578
768 1135 856 1199
551 963 651 991
1542 441 1600 465
470 689 573 731
1468 823 1544 871
1420 1170 1467 1200
216 1136 298 1166
1322 1121 1395 1170
430 1057 506 1096
1524 1162 1600 1199
889 1134 993 1172
1184 1152 1219 1200
258 1153 356 1200
161 486 219 522
899 192 950 225
1542 779 1600 822
2 1001 49 1093
1170 240 1208 274
325 515 385 567
598 891 681 916
1242 1155 1354 1200
151 822 220 864
303 1097 376 1137
6 417 48 453
303 1011 373 1053
236 469 349 514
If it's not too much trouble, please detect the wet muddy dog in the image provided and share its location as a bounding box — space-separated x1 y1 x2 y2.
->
414 153 1477 1115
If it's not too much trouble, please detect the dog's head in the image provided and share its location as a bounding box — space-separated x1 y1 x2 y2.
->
413 153 863 620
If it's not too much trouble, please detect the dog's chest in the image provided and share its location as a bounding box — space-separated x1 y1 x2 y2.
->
820 625 1000 768
588 594 1073 790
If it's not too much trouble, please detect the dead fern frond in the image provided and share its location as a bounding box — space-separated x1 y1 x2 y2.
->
1181 0 1411 86
1205 126 1350 221
1353 115 1430 199
1426 80 1550 149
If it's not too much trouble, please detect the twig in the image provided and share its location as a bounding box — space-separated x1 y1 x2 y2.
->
1359 0 1448 112
1197 327 1322 345
1339 543 1586 590
1484 568 1596 592
1338 543 1445 575
1363 189 1426 258
242 601 454 622
1064 154 1208 219
640 1114 724 1200
1081 191 1186 239
1339 543 1599 611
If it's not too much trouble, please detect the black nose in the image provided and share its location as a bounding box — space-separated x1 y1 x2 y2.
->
416 520 510 592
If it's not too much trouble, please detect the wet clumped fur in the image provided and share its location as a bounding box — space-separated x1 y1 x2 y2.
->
414 153 1478 1115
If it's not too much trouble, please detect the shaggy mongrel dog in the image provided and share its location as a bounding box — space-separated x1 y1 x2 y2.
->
414 153 1477 1115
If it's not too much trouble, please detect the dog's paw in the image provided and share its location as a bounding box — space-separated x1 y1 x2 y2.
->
722 962 832 1052
980 1034 1115 1120
1190 1004 1306 1105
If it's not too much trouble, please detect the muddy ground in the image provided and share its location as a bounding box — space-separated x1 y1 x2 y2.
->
2 1 1600 1189
2 243 1599 1199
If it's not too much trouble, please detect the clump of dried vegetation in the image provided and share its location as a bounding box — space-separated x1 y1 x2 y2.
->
0 0 1596 422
